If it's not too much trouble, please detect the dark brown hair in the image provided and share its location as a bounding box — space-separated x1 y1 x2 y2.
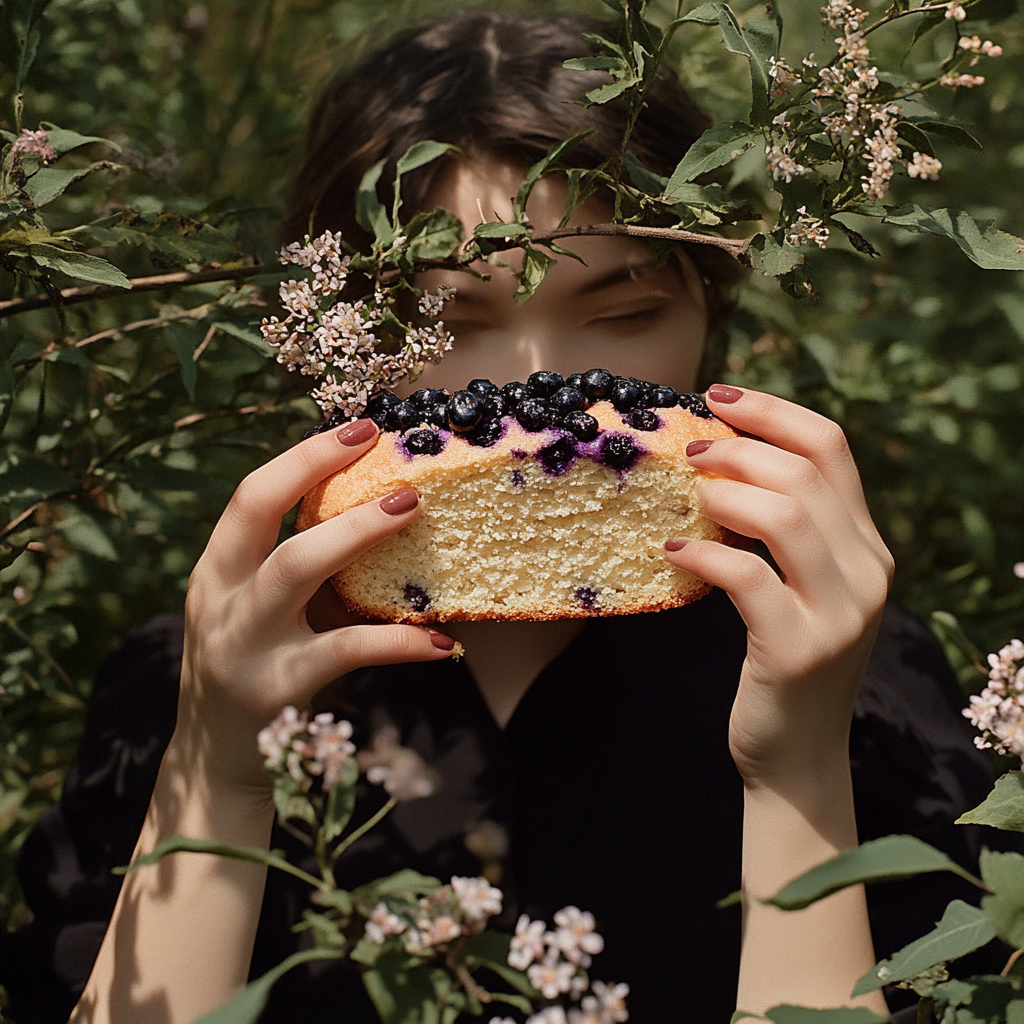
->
284 13 740 385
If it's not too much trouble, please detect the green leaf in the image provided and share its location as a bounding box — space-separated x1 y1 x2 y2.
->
25 244 130 288
460 932 540 1000
363 952 453 1024
66 211 239 266
580 76 636 106
114 835 324 889
895 122 935 159
165 321 199 401
852 900 996 996
0 459 76 502
562 55 628 72
747 235 803 277
0 336 16 438
512 131 594 222
214 320 274 357
767 835 984 911
678 4 771 123
272 772 318 829
932 975 1024 1024
193 948 343 1024
351 869 442 913
765 1008 889 1024
323 759 358 842
666 122 761 188
980 849 1024 948
394 141 459 179
39 125 119 155
403 207 464 259
472 221 530 239
514 246 555 303
882 205 1024 271
57 513 119 561
23 163 114 207
355 159 393 246
622 149 667 196
958 773 1024 832
914 121 984 153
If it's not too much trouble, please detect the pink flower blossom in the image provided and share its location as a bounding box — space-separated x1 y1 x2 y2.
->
509 914 547 970
10 128 57 162
451 875 503 926
907 152 942 181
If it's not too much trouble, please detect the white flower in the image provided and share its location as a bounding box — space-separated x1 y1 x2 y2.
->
528 956 578 999
964 640 1024 757
489 1019 518 1024
365 902 408 943
257 707 356 790
552 906 604 963
944 2 967 20
451 876 503 925
768 57 797 92
907 152 942 181
589 981 630 1023
10 128 57 162
939 72 985 88
786 206 830 249
509 914 547 970
1013 562 1024 579
417 913 462 946
358 725 439 801
766 145 807 183
527 1008 568 1024
418 284 456 318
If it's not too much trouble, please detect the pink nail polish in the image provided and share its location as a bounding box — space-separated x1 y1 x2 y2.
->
686 439 713 458
665 538 689 552
379 488 419 516
337 419 377 446
430 631 455 651
707 385 743 404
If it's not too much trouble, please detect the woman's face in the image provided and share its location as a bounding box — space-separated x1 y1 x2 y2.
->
408 155 709 394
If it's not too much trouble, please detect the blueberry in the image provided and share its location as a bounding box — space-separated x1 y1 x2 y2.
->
403 583 431 612
599 432 642 471
610 379 642 412
410 387 448 410
325 408 348 429
303 424 326 439
501 381 529 406
467 378 500 397
527 370 564 398
678 392 714 419
404 429 446 456
648 385 679 408
516 398 553 432
538 436 578 475
565 373 585 390
580 368 614 401
550 386 587 416
365 390 400 428
466 417 506 447
385 400 421 432
574 586 599 611
482 392 510 420
562 410 600 442
426 401 450 428
624 408 660 431
447 390 485 431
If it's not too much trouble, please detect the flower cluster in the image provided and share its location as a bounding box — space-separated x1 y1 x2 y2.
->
257 706 356 791
10 128 57 163
363 875 503 951
260 231 455 419
786 207 830 249
356 725 439 802
963 639 1024 757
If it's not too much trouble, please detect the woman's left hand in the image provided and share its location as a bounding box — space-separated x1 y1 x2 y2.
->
664 384 895 789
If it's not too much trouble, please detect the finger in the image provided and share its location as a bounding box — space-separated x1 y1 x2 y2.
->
254 487 421 616
694 478 842 603
704 386 874 529
208 419 379 574
288 624 459 702
664 539 792 639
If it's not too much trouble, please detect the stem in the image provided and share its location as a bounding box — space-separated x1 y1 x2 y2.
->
1001 947 1024 976
1 615 77 694
331 797 397 864
0 263 284 319
917 996 936 1024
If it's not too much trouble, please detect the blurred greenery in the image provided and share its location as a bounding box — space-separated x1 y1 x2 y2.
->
0 0 1021 951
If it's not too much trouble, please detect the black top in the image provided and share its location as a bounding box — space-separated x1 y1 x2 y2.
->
0 590 1011 1024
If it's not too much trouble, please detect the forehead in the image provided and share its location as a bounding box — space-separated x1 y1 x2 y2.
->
420 155 692 299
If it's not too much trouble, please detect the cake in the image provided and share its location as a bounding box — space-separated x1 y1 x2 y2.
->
297 370 736 623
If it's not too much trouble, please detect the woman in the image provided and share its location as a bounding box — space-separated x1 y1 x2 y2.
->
2 14 999 1024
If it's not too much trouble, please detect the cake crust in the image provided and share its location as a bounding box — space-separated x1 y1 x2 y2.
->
298 400 736 623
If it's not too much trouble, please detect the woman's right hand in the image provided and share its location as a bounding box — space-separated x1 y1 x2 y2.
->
174 417 457 796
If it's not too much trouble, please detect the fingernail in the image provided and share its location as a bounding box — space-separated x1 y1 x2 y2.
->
665 538 689 552
686 439 713 458
379 487 419 516
337 418 377 446
707 384 743 404
430 631 455 651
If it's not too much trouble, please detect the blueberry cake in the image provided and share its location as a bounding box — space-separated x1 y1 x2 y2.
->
297 370 736 623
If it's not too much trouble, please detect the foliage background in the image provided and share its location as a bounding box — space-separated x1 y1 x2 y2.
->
0 0 1021 949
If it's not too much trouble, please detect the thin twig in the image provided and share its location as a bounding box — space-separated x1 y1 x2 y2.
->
1002 947 1024 976
485 223 750 257
172 401 278 431
0 263 283 319
1 615 77 694
331 797 397 864
0 502 41 542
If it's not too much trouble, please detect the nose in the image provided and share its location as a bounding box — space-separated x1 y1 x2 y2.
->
507 330 559 381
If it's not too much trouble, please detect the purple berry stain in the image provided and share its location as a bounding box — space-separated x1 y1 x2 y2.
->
400 429 446 458
598 432 643 472
403 583 431 612
537 436 578 476
511 469 526 488
574 586 599 612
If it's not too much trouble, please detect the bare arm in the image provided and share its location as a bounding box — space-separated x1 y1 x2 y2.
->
72 420 458 1024
667 385 894 1017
